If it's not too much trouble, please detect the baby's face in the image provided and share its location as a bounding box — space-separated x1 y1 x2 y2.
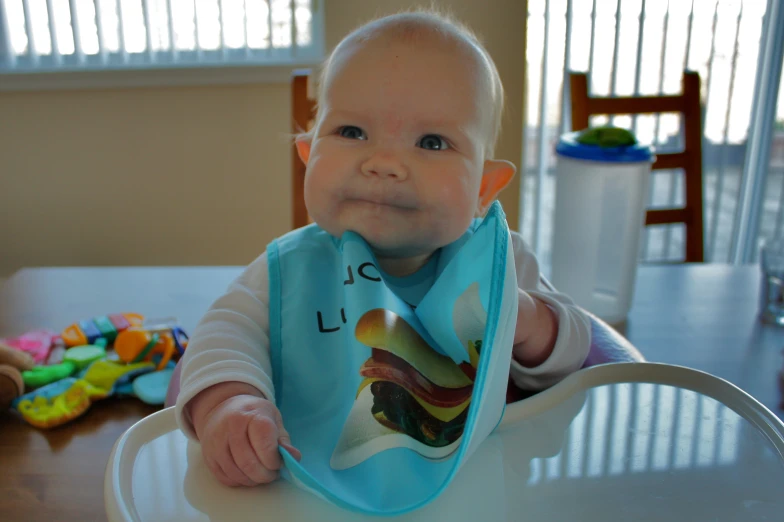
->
300 39 491 260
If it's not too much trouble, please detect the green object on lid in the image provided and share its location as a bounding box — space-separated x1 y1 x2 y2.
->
575 126 637 148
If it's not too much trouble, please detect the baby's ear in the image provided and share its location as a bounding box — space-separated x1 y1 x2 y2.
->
295 135 312 165
477 159 516 215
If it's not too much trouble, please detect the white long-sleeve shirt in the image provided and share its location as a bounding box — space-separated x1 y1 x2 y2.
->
175 231 591 439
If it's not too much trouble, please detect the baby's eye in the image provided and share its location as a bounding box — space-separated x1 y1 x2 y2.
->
338 126 367 140
417 134 450 151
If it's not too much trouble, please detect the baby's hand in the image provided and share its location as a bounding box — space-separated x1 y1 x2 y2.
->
190 382 301 487
512 289 558 368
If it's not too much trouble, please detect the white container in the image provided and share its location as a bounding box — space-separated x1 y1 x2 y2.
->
550 131 654 325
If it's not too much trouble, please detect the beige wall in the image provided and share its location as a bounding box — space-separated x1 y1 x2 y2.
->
0 0 525 276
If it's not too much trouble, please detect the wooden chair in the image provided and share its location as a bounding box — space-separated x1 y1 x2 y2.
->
569 71 705 263
291 71 315 230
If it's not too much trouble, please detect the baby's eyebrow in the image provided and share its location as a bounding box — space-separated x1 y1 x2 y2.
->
322 108 368 122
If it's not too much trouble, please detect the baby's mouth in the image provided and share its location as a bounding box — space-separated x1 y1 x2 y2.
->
346 195 417 211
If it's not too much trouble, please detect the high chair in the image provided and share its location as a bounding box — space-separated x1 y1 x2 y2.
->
104 72 784 521
107 360 784 521
291 71 315 230
569 71 705 263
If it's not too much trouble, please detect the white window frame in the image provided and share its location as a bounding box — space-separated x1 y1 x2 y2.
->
732 0 784 263
0 0 325 90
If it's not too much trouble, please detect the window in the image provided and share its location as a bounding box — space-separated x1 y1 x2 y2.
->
0 0 323 73
753 55 784 260
523 0 784 269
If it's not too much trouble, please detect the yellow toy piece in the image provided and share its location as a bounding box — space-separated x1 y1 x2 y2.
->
82 360 155 391
14 360 155 429
17 380 110 429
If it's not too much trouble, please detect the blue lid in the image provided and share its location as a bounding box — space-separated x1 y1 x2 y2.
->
556 131 654 163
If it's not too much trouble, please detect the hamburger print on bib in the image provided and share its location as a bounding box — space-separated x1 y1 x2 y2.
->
267 201 518 515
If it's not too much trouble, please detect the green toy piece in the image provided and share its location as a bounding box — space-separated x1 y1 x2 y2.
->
22 362 75 388
66 344 107 366
576 126 637 148
22 340 107 389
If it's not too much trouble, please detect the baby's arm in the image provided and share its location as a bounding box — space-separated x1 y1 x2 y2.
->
507 231 591 390
174 252 300 486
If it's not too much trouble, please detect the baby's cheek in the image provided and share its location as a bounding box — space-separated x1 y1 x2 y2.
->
435 177 477 215
303 160 347 235
303 159 334 209
426 188 475 243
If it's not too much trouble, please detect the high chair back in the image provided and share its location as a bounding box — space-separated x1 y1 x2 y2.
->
569 71 705 263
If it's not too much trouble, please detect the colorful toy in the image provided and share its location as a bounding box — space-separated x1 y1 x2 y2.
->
2 312 188 429
132 368 176 405
17 379 111 429
22 339 108 388
14 360 155 429
114 325 188 371
0 329 59 365
60 313 144 348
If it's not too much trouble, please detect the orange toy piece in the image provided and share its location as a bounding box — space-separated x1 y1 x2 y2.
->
114 327 183 371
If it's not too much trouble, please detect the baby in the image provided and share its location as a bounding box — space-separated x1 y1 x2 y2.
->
175 10 591 488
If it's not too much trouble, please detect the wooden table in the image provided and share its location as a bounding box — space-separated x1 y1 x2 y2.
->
0 264 782 521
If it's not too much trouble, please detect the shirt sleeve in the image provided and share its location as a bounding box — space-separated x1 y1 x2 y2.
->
174 251 275 441
507 231 591 390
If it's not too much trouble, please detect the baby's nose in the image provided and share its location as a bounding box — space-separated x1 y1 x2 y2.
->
360 152 408 180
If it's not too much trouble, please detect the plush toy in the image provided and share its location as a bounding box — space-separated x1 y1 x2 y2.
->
0 340 35 371
0 341 35 411
0 365 24 411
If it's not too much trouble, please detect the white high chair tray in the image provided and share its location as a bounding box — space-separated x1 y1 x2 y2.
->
105 363 784 522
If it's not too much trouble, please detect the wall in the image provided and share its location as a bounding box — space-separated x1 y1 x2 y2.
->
0 84 290 274
0 0 526 276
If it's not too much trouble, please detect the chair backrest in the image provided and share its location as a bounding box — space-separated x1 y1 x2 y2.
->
569 71 705 263
291 71 316 230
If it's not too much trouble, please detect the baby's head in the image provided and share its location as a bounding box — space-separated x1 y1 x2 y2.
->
296 10 515 272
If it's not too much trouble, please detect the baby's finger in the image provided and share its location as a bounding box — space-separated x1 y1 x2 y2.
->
278 437 302 461
248 416 283 471
205 456 234 487
273 409 302 461
228 431 279 484
217 452 256 487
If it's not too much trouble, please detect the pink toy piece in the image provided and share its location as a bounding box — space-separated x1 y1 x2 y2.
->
0 330 58 364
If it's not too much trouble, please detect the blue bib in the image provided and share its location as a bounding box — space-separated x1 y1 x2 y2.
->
267 201 518 515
